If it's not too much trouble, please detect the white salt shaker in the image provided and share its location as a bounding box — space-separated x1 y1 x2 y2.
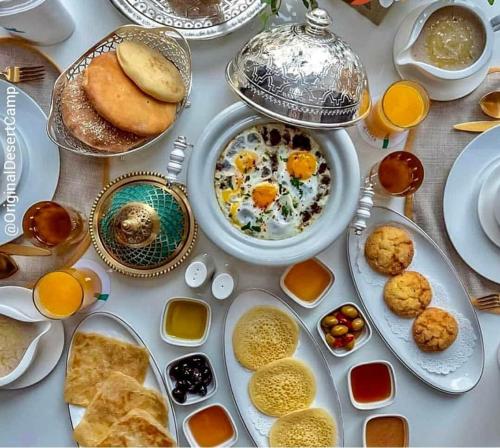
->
185 254 215 289
0 0 75 45
211 265 237 301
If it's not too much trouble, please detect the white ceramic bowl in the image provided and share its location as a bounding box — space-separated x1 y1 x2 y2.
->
187 102 360 266
280 258 334 309
0 304 51 387
347 360 396 410
183 403 239 448
165 352 217 406
363 414 410 448
160 297 211 347
317 301 372 358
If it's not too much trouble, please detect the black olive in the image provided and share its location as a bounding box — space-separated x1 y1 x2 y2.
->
197 384 207 396
202 373 213 386
172 387 187 403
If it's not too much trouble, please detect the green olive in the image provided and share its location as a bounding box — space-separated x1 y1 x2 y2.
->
351 318 365 331
325 333 336 348
330 324 349 337
321 315 339 328
341 305 358 319
345 339 355 350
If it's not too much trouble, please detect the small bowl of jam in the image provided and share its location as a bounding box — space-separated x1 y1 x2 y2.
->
165 352 217 406
183 403 238 448
161 297 211 347
280 258 334 308
363 414 409 447
348 360 396 410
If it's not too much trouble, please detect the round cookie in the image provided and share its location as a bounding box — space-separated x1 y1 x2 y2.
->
384 271 432 317
412 307 458 352
83 52 177 137
61 75 146 153
365 225 414 275
116 41 186 103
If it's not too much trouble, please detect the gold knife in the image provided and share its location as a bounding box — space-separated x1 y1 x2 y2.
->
0 244 51 256
453 121 500 133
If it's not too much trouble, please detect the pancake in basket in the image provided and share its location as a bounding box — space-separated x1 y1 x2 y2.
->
83 52 176 137
64 332 149 406
269 408 336 447
249 357 316 417
98 409 175 447
61 74 146 153
233 306 299 370
73 372 168 447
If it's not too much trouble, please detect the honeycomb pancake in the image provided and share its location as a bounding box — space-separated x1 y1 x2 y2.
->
64 332 149 406
98 409 176 447
232 306 299 370
269 408 336 447
61 75 146 153
249 358 316 417
83 52 177 137
116 41 185 103
73 372 168 447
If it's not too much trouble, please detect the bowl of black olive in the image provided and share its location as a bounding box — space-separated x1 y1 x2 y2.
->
165 352 217 405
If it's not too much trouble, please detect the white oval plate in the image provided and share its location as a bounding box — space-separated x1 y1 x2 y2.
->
347 206 484 394
66 312 177 443
223 289 344 447
444 125 500 283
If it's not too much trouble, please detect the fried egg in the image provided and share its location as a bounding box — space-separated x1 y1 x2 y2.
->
214 124 331 240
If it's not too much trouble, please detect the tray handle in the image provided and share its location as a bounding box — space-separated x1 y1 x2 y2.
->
166 136 192 183
351 180 375 235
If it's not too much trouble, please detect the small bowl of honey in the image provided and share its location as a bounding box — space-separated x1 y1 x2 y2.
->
183 403 238 448
161 297 211 347
280 258 334 308
348 360 396 410
363 414 409 448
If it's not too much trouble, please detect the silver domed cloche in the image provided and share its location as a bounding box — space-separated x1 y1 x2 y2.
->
226 8 371 129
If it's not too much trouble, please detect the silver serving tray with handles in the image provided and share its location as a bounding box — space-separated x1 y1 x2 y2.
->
109 0 265 40
347 206 484 394
47 25 191 158
66 312 178 443
223 288 344 447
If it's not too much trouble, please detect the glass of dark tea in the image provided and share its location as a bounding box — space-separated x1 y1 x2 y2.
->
368 151 424 197
22 201 88 250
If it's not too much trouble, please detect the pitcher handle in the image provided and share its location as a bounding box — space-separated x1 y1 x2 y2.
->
491 15 500 32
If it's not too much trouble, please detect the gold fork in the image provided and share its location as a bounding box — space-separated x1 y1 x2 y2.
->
0 65 45 83
472 293 500 311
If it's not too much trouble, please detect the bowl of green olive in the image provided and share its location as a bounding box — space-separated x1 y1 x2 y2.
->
317 302 372 357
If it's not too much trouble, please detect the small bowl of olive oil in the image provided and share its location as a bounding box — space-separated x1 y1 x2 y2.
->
161 297 211 347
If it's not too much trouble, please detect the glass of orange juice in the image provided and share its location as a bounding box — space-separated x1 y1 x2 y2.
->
33 267 102 319
363 80 430 141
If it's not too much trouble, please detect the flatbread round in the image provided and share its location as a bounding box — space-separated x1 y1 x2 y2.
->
83 52 176 137
61 75 146 153
269 408 336 447
232 306 299 371
117 40 186 103
249 358 316 417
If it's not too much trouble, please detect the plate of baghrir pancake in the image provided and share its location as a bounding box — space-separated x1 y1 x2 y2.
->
224 289 344 447
64 312 177 447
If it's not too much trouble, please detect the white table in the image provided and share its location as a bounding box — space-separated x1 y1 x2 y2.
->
1 0 500 446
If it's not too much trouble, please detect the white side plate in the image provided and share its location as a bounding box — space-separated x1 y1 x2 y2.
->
223 289 344 447
347 206 484 394
66 312 178 443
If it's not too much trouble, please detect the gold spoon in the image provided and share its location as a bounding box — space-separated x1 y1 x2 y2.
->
480 91 500 119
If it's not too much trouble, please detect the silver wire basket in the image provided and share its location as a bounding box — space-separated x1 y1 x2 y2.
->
47 25 192 158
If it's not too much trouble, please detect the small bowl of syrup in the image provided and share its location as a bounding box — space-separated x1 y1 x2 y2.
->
348 360 396 410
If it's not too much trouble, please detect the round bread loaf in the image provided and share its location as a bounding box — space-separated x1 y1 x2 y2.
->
249 358 316 417
61 75 146 153
412 307 458 352
232 306 299 371
116 41 186 103
269 408 336 448
83 52 176 137
384 271 432 317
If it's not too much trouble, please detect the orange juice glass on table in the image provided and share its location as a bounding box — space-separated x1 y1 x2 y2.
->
365 80 430 139
33 267 102 319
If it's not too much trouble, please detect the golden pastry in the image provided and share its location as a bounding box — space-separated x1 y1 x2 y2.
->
365 225 414 275
412 307 458 352
384 271 432 317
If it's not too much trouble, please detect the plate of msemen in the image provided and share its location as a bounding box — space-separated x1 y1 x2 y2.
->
109 0 265 40
347 206 484 394
0 80 59 245
223 289 344 447
65 312 178 444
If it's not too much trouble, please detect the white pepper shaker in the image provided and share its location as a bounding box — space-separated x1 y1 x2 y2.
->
185 253 215 289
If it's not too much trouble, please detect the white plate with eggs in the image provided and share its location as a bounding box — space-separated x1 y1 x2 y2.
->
188 102 360 266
